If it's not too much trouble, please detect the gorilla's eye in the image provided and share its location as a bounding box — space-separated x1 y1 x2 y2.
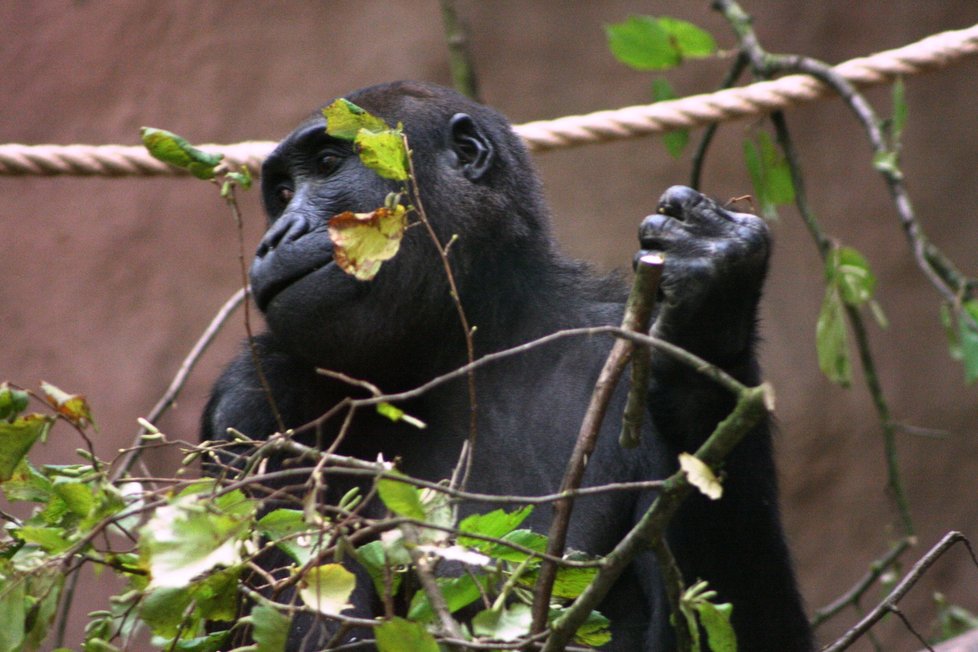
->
318 155 342 177
275 183 295 205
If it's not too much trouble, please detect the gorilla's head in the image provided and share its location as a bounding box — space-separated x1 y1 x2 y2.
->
250 82 552 378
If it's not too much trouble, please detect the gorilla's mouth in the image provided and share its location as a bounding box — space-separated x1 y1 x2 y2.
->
253 259 335 311
250 243 336 312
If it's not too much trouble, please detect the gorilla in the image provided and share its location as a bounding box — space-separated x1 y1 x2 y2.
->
202 81 812 651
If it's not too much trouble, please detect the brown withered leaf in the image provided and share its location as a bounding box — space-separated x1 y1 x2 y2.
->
327 205 408 281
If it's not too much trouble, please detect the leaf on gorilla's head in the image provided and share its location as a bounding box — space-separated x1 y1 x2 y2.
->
140 127 223 180
355 129 409 181
328 204 408 281
323 99 410 181
323 98 388 140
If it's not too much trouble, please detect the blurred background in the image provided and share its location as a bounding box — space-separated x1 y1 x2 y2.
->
2 2 977 649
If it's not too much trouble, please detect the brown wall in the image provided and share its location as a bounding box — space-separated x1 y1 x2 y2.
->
2 2 977 649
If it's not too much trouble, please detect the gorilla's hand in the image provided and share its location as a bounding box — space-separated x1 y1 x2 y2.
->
638 185 770 366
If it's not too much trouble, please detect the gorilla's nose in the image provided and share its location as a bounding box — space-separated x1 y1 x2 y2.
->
657 185 703 219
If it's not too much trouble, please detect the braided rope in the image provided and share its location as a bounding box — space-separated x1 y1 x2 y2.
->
2 23 976 177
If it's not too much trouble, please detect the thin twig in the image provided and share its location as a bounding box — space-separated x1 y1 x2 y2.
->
111 287 246 482
714 0 917 537
811 537 914 628
822 531 976 652
402 135 480 495
530 257 663 633
225 183 285 434
543 384 771 651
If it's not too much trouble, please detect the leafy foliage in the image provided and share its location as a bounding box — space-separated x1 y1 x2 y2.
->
0 378 615 651
743 130 795 220
680 581 738 652
140 127 224 180
606 15 716 71
816 246 884 386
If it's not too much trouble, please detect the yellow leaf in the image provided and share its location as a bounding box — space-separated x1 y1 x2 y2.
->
678 453 722 500
40 381 94 428
328 204 408 281
298 564 356 616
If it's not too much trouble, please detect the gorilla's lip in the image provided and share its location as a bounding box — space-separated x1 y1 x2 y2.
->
252 257 335 312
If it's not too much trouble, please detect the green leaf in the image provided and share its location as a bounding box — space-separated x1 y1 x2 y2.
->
225 165 252 190
140 491 255 589
257 508 322 566
140 587 192 638
831 246 877 306
327 204 408 281
376 471 426 520
743 131 794 220
298 564 355 615
323 98 389 140
150 631 227 652
15 525 72 553
960 300 978 384
606 16 681 70
656 17 717 59
743 137 767 217
472 603 533 641
549 607 613 647
482 528 548 563
192 566 241 622
1 460 51 502
250 604 289 652
651 78 688 158
940 303 962 360
354 128 409 181
694 601 737 652
140 127 223 180
356 540 403 598
52 478 96 517
0 384 29 422
0 415 53 481
0 572 26 652
376 402 427 429
521 564 599 600
24 569 63 650
407 574 490 622
551 565 599 599
374 617 440 652
816 286 851 387
458 506 533 549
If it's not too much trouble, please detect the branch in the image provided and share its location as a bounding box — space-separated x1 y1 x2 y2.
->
530 255 663 633
715 0 916 536
811 537 913 628
542 383 772 651
111 287 246 482
438 0 480 101
822 531 977 652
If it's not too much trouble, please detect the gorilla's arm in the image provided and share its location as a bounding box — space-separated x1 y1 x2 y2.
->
639 186 813 650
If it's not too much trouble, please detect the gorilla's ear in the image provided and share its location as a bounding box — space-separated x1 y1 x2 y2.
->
449 113 494 181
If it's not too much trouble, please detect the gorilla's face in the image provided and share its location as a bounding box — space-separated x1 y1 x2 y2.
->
249 83 514 375
252 119 372 314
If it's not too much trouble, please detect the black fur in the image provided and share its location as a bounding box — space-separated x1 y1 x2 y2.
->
203 81 812 651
